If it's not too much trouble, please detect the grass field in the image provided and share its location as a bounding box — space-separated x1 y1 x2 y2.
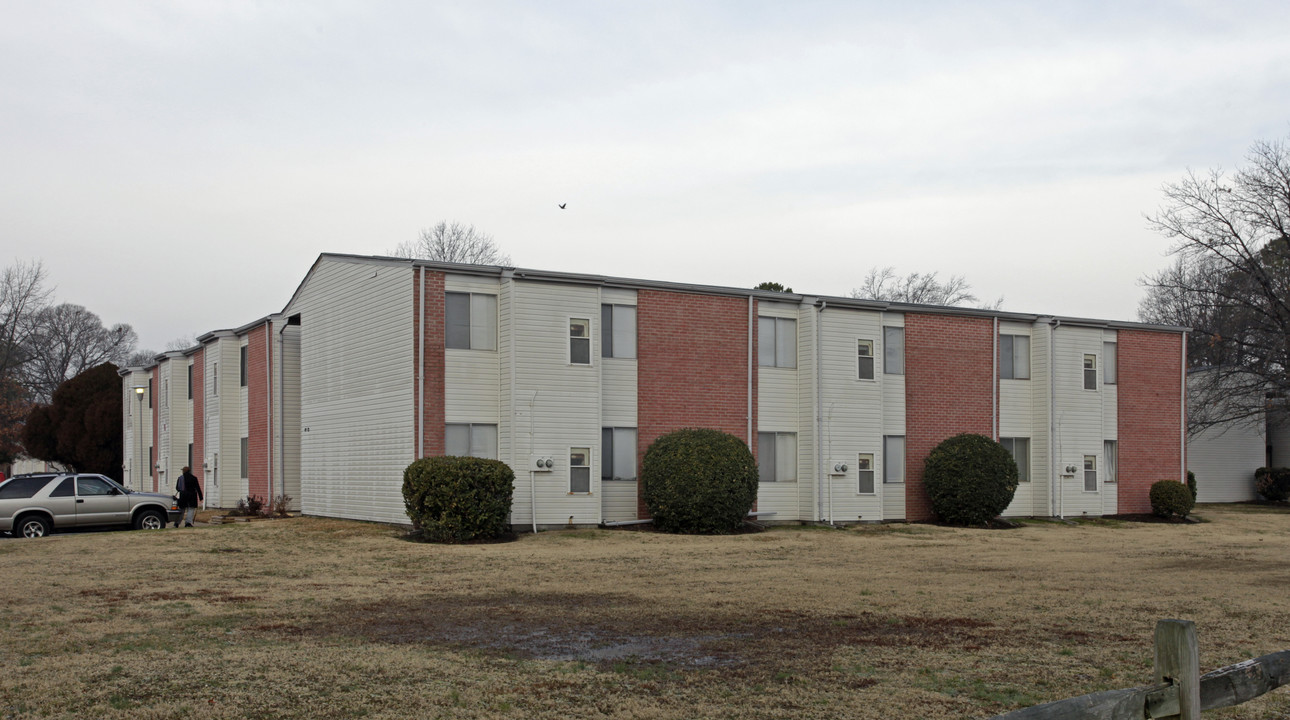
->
2 504 1289 719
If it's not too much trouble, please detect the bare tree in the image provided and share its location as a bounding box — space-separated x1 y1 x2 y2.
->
21 304 137 404
851 267 1002 309
1139 134 1290 433
389 221 511 265
165 334 198 352
0 260 52 384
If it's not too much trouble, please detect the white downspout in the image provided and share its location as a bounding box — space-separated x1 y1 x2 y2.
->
266 320 273 502
529 390 539 534
1049 318 1060 518
992 317 998 440
747 295 754 445
418 268 426 459
816 301 826 522
1181 331 1187 483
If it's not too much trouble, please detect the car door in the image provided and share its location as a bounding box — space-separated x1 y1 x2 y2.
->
44 477 80 528
75 475 130 527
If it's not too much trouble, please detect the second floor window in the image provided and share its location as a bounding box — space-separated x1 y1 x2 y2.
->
883 327 904 375
569 318 591 364
1000 335 1030 379
601 305 637 358
1083 354 1097 390
445 292 497 350
858 340 875 380
758 317 797 368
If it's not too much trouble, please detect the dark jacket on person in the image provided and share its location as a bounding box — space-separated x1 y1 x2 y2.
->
176 472 203 508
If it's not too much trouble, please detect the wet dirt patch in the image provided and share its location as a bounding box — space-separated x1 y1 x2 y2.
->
298 591 1000 671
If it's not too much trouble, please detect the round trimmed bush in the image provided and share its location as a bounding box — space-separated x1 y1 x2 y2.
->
641 428 758 534
402 456 515 542
1255 467 1290 502
922 433 1019 526
1150 480 1194 519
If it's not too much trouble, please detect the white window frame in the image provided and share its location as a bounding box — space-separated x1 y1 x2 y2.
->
1083 455 1097 492
569 446 592 494
445 423 499 459
445 292 498 351
857 339 875 381
758 317 797 369
857 453 876 495
1000 437 1030 483
569 317 592 366
1083 354 1098 391
883 326 904 375
601 427 637 481
883 435 905 484
600 304 637 359
757 431 798 483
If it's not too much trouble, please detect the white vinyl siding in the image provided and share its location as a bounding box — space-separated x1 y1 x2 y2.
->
756 302 805 519
286 258 416 525
880 313 906 520
1053 326 1109 515
509 281 601 526
1187 417 1263 503
999 322 1038 517
278 324 302 511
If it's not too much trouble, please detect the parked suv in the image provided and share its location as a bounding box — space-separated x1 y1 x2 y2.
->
0 473 181 538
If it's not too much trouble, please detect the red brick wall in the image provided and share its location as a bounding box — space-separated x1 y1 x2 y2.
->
191 348 204 488
1117 330 1185 514
904 314 996 521
637 290 755 517
246 324 271 500
151 369 159 492
417 269 446 457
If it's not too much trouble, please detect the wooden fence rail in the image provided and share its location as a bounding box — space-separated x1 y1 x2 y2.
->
991 620 1290 720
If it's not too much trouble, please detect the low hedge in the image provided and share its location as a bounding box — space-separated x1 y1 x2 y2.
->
402 456 515 542
922 433 1019 526
641 428 758 534
1149 480 1194 519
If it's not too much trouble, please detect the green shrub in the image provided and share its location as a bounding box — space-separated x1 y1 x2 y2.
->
402 456 515 542
641 428 758 534
1255 467 1290 502
1150 480 1194 518
922 433 1019 526
1186 470 1197 503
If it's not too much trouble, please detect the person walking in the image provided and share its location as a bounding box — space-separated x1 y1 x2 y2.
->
175 466 203 528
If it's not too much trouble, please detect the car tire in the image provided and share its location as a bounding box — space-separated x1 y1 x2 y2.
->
16 515 52 538
134 509 166 531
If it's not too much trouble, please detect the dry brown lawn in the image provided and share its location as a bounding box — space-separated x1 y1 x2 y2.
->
2 504 1290 719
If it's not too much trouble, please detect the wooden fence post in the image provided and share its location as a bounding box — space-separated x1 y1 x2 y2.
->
1154 619 1200 720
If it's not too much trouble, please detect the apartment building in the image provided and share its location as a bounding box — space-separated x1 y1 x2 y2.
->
121 253 1187 526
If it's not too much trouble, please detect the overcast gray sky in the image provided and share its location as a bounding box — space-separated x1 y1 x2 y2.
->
2 1 1288 352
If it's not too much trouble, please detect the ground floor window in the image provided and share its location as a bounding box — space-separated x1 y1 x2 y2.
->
883 436 905 483
601 427 637 481
857 453 875 494
999 437 1030 482
1104 440 1117 484
1084 455 1097 492
570 447 591 493
445 423 499 459
757 432 797 482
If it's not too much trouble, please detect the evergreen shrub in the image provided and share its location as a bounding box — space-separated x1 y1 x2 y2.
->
1186 470 1198 503
1255 467 1290 502
922 433 1019 526
641 428 758 534
402 456 514 542
1150 480 1194 519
